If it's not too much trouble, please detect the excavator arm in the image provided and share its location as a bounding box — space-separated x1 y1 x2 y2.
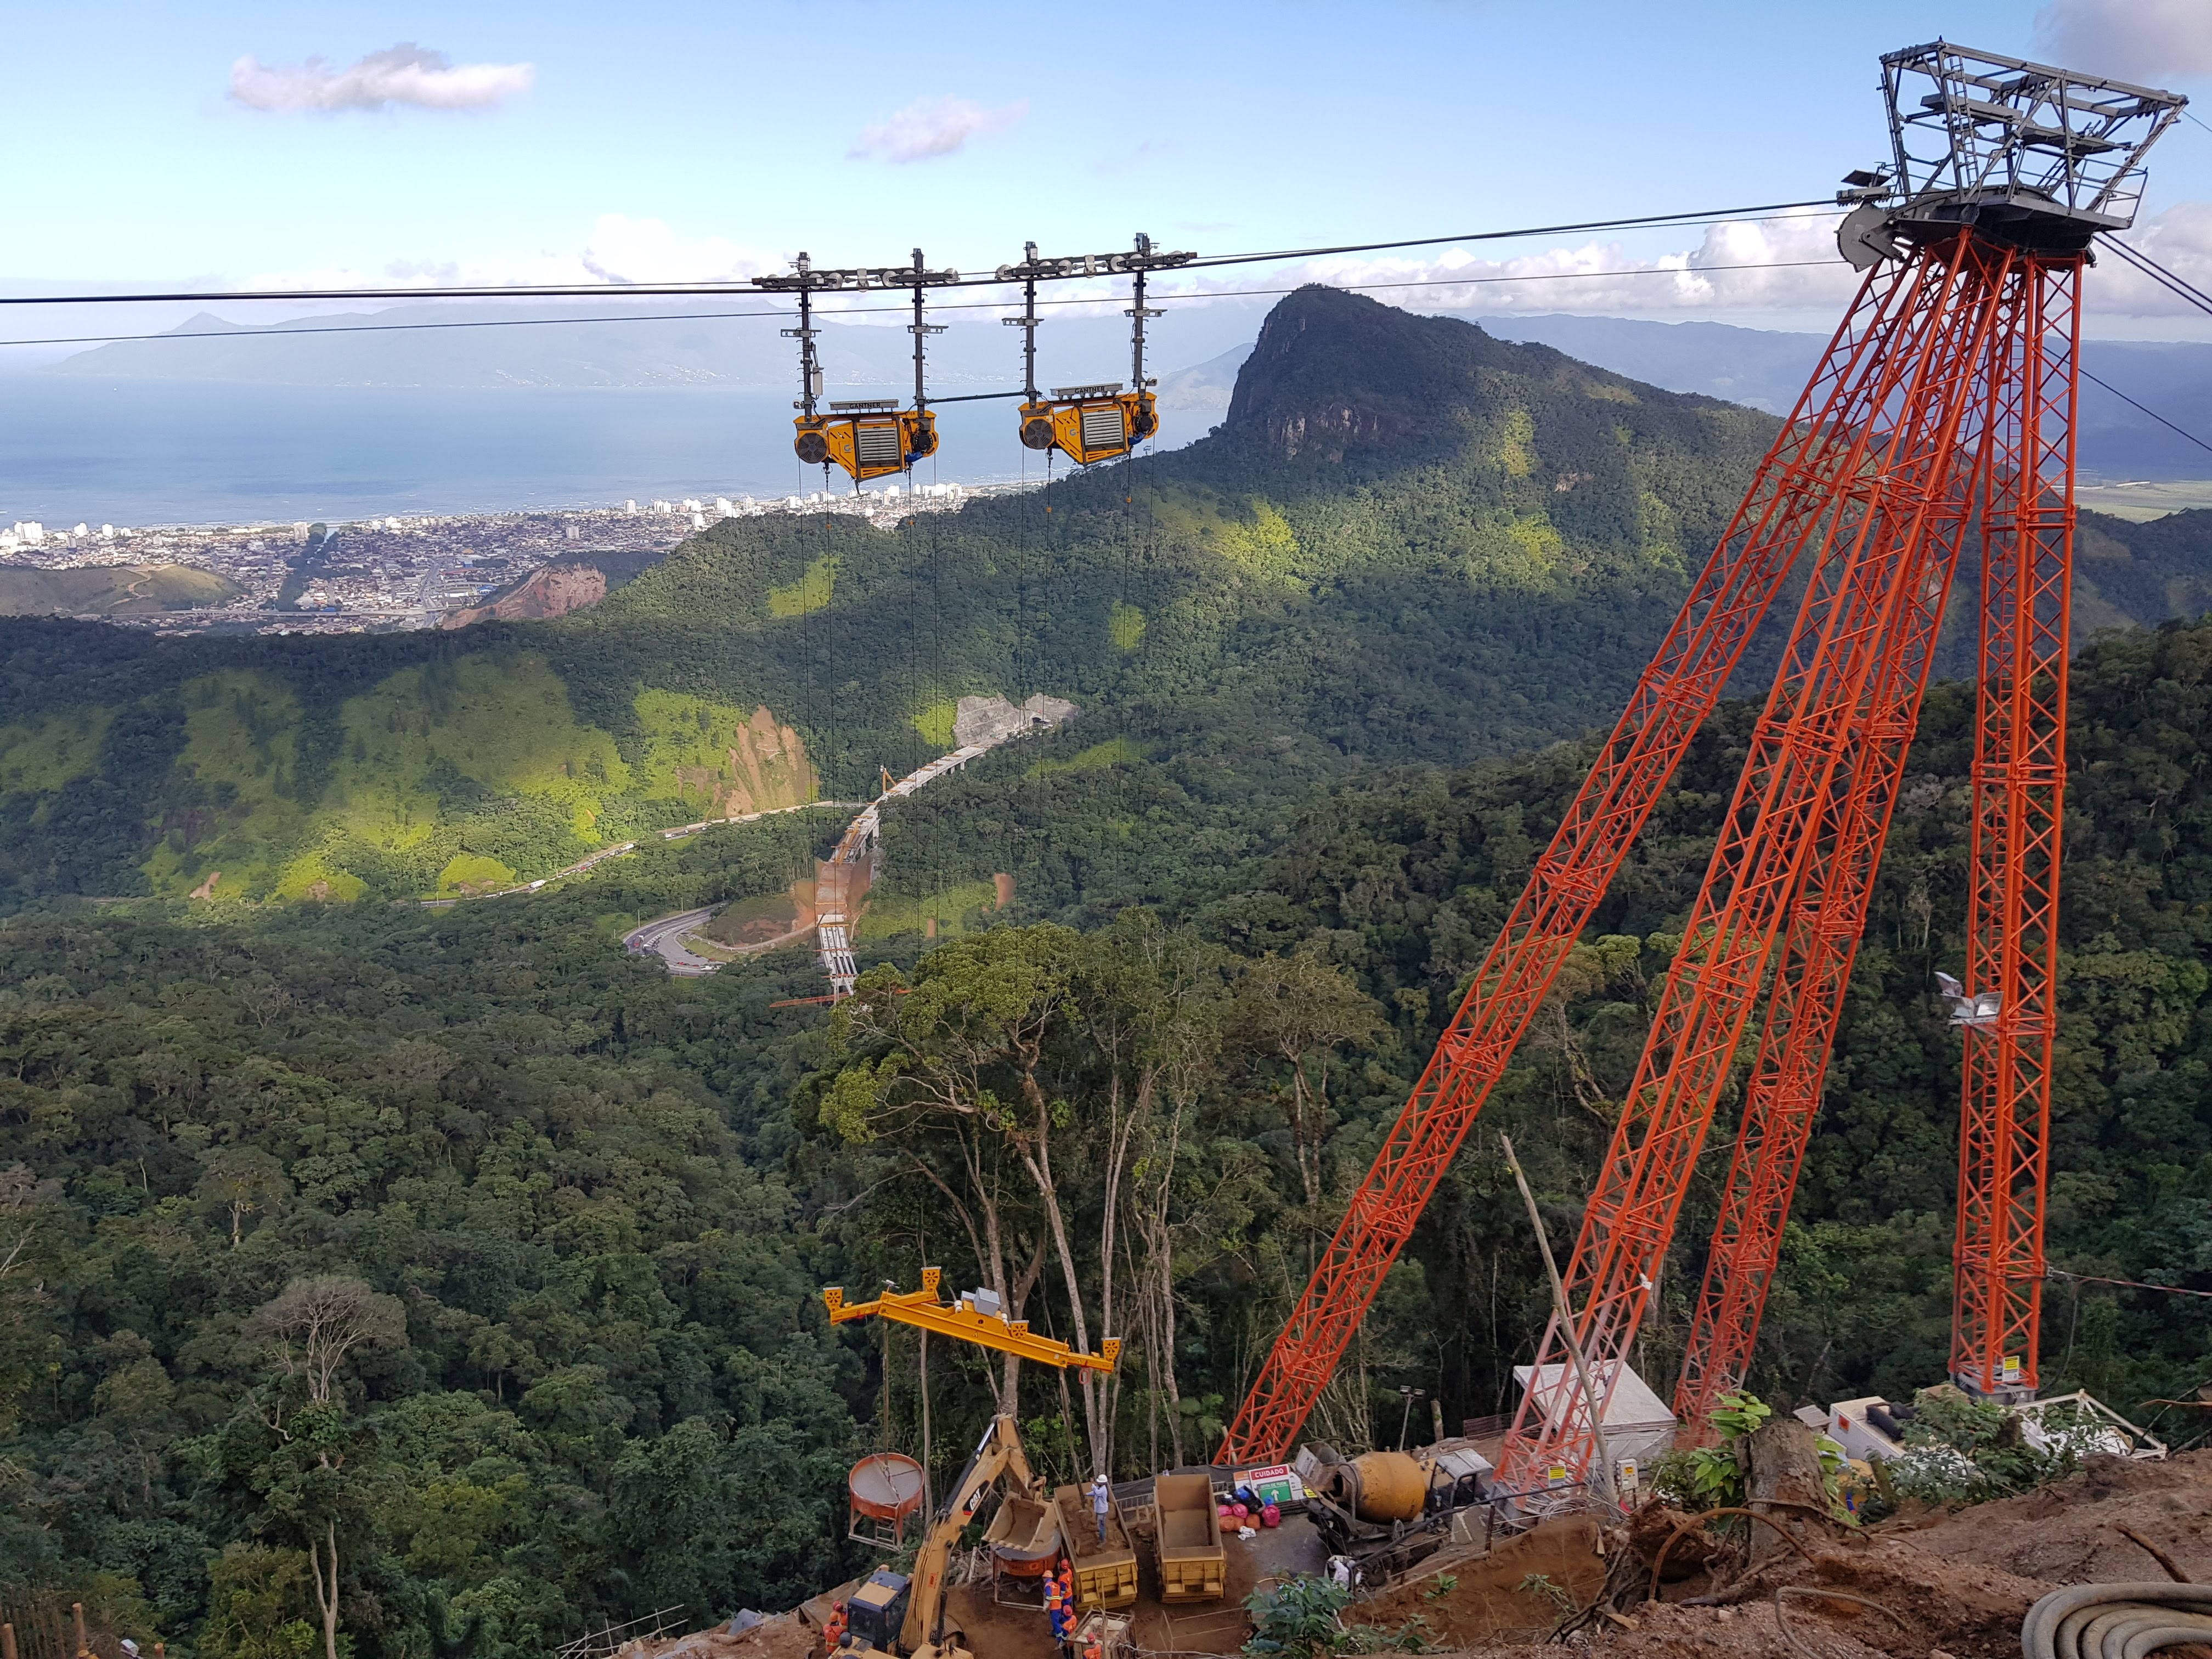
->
900 1414 1037 1657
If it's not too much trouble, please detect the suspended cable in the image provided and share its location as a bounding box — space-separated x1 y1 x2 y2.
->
2101 235 2212 321
2048 1268 2212 1301
0 258 1840 350
1166 199 1836 272
2079 368 2212 459
0 200 1838 309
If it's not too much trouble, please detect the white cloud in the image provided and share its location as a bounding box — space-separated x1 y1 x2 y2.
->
228 43 534 114
2096 201 2212 317
848 96 1028 163
1194 212 1864 321
227 215 776 294
579 216 776 285
2035 0 2212 83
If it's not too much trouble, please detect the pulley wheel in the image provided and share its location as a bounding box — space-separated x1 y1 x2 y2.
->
794 431 829 465
1020 419 1056 450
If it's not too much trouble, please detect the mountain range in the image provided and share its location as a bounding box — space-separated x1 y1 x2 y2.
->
5 286 2212 912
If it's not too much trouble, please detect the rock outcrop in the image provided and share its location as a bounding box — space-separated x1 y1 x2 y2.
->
442 562 607 628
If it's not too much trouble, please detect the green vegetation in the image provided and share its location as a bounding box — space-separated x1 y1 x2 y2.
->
1877 1391 2112 1508
1648 1391 1774 1511
766 554 839 619
8 290 2212 913
0 562 239 616
1028 735 1144 777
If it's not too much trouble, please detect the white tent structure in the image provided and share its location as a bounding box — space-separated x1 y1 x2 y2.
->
1513 1361 1678 1494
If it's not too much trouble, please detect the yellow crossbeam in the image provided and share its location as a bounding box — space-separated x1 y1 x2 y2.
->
825 1266 1121 1374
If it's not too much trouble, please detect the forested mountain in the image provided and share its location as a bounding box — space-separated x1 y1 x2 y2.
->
11 289 2212 913
5 288 2212 1658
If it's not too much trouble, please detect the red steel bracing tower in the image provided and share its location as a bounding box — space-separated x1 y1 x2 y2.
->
1674 249 2026 1431
1673 252 2081 1427
1499 232 2017 1487
1953 253 2082 1400
1498 44 2183 1486
1215 40 2183 1472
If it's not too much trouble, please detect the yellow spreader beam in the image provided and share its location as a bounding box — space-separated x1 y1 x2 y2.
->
826 1266 1121 1374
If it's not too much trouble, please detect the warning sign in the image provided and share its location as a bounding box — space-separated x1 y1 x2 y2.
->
1235 1464 1302 1506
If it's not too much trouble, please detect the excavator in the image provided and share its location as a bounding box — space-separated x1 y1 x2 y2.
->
842 1414 1042 1659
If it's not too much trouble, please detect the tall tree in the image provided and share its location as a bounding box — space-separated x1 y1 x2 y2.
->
821 926 1114 1469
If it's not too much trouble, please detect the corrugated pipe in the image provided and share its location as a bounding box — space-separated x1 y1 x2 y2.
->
2022 1584 2212 1659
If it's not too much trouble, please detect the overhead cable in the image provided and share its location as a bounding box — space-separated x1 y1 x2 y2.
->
2048 1267 2212 1300
2079 369 2212 458
0 200 1838 308
2101 234 2212 318
0 258 1839 350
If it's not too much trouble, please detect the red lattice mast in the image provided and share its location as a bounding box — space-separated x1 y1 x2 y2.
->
1212 259 1914 1464
1216 42 2182 1472
1496 230 2015 1492
1952 252 2081 1398
1674 246 2027 1430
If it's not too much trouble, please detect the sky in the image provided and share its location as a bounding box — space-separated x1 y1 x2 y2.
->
9 0 2212 343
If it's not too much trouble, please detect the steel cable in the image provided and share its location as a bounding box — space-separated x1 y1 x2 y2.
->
2021 1584 2212 1659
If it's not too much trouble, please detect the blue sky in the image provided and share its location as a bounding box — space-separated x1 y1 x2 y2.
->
9 1 2212 335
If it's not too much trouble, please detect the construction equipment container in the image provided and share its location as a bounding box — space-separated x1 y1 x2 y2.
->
983 1491 1061 1589
1052 1484 1137 1610
848 1453 926 1548
1150 1474 1224 1602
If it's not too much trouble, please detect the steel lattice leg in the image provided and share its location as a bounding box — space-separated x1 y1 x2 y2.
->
1953 255 2081 1398
1671 254 2039 1430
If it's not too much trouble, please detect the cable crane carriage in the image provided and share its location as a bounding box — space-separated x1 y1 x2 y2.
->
1000 235 1192 466
758 250 956 486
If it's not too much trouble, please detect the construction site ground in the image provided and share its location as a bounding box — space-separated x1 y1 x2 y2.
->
627 1451 2211 1659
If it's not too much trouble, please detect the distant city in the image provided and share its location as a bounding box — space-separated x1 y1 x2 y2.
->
0 479 1034 636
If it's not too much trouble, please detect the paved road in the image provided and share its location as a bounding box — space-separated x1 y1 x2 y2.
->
623 906 722 977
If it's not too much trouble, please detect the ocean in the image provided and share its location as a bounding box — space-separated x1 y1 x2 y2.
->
0 376 1217 528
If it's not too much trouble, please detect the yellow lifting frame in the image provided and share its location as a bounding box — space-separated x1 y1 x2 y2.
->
825 1266 1121 1374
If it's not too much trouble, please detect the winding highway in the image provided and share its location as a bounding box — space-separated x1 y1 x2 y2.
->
622 906 722 976
626 696 1080 989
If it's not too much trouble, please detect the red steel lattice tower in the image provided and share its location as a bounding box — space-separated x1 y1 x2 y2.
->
1673 246 2025 1431
1216 40 2184 1472
1952 252 2082 1399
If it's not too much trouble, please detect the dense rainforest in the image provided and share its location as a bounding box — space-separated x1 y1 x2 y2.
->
1 289 2209 1658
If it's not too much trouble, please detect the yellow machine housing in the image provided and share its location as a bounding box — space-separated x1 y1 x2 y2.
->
795 400 938 483
1018 386 1156 467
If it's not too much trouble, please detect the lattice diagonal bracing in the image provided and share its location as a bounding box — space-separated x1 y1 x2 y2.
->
1220 246 1972 1465
1495 232 2019 1494
1953 256 2081 1399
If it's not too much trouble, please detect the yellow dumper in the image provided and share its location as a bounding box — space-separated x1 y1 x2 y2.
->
1150 1474 1225 1602
1053 1484 1137 1610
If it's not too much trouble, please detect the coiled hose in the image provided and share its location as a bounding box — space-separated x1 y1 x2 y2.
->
2022 1584 2212 1659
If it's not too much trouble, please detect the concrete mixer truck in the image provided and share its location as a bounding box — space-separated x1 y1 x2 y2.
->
1294 1444 1448 1583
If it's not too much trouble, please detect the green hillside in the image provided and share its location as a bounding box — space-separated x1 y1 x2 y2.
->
6 287 2211 910
0 562 239 616
5 287 2212 1657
